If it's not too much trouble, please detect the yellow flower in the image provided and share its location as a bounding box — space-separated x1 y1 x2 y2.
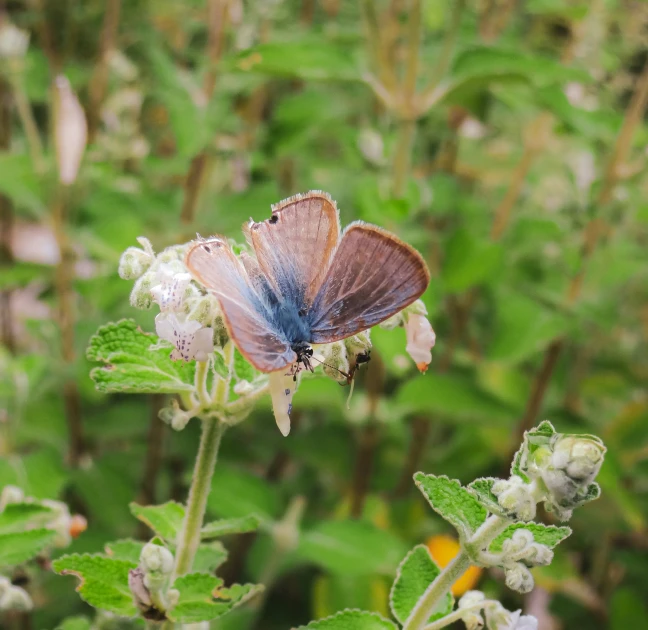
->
426 534 482 596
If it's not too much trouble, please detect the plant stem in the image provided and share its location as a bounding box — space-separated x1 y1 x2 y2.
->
195 359 211 409
172 344 233 577
172 416 225 578
428 0 466 87
87 0 121 141
422 599 499 630
11 76 46 173
403 515 511 630
403 0 422 98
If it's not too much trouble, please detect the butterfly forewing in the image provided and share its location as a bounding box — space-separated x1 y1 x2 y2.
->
245 191 340 308
185 238 296 372
309 223 430 343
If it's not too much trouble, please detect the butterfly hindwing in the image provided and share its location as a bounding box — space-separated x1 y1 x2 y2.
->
245 191 340 309
309 222 430 343
185 237 296 372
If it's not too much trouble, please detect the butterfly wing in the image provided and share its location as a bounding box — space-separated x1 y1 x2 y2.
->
244 191 340 308
185 237 296 372
309 222 430 343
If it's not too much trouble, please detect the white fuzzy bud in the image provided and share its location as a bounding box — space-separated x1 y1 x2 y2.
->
0 585 33 611
344 330 372 356
187 294 222 328
130 271 156 309
320 341 349 382
118 246 154 280
233 380 254 395
140 542 174 575
492 477 537 521
458 590 486 630
379 312 404 330
550 435 605 486
357 128 385 165
42 499 73 547
504 562 534 593
0 20 29 59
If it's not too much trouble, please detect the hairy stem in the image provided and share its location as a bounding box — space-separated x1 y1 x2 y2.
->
11 77 45 173
172 344 233 577
403 515 511 630
422 599 499 630
172 416 225 578
392 119 416 198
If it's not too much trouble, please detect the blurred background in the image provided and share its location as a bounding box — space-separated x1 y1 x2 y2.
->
1 0 648 628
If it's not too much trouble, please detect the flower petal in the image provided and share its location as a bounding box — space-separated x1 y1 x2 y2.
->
268 369 297 437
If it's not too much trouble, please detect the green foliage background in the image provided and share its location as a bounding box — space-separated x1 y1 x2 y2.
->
1 0 648 628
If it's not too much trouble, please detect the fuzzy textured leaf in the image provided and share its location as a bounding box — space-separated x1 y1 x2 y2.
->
390 545 453 625
414 474 488 539
129 501 185 541
87 319 196 394
467 478 508 517
490 523 572 552
0 528 56 566
201 514 262 540
52 554 137 617
193 542 228 573
297 609 398 629
168 572 263 623
0 503 55 534
105 539 144 564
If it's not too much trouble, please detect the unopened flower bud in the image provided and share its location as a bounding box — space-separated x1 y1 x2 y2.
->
119 246 154 280
551 435 605 485
501 529 533 556
405 313 436 372
320 341 349 382
187 294 221 328
130 271 156 309
159 400 193 431
379 312 404 330
504 562 534 593
344 330 372 357
128 567 152 609
492 477 536 521
458 590 486 630
234 380 254 395
0 585 32 611
42 499 73 547
140 542 174 575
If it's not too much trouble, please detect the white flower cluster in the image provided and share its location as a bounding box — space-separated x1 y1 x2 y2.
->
119 238 220 363
0 576 32 612
458 591 538 630
491 476 538 522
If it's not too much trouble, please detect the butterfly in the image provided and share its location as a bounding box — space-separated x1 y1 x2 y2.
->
185 191 430 375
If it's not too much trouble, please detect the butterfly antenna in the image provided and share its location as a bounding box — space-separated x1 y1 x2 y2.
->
345 378 356 410
309 354 350 379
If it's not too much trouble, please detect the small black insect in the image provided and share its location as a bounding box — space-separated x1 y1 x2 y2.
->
344 350 371 385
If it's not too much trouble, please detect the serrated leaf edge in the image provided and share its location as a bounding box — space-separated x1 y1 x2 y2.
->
296 608 399 629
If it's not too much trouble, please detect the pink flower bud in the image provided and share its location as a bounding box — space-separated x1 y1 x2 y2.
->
53 75 87 185
405 313 436 372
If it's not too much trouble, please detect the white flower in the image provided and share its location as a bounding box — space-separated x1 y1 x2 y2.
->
151 266 193 312
458 591 485 630
140 542 174 575
405 313 436 372
268 369 298 436
53 75 87 185
0 584 32 612
155 313 214 362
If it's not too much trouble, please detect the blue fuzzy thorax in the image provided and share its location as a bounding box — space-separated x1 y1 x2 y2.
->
247 272 313 347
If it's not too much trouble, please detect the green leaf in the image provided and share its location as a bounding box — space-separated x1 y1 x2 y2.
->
233 348 256 383
229 41 359 81
489 523 571 552
450 46 590 88
56 616 92 630
467 478 508 517
297 520 407 577
87 320 196 394
168 572 263 623
52 554 137 617
488 294 568 364
207 465 281 521
0 529 56 566
297 609 398 629
105 539 144 564
413 474 488 540
193 542 229 573
0 153 46 216
201 515 262 540
442 228 503 292
389 545 453 625
396 373 517 426
0 503 55 534
129 501 186 541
